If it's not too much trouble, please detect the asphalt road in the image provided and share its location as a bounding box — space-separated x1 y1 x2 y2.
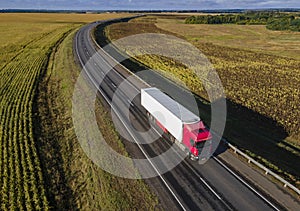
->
73 22 283 211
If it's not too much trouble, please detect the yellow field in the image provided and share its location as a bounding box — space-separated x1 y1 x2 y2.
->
154 17 300 60
0 13 133 69
0 12 135 210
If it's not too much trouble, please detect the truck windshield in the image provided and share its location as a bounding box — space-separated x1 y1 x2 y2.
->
196 140 211 149
197 128 208 133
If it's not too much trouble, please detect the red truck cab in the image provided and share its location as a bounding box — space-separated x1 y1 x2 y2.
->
183 121 212 160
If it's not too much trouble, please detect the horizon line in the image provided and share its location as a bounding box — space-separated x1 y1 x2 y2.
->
1 7 300 12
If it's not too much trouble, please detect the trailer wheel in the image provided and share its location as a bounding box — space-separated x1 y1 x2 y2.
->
151 115 155 122
170 136 175 143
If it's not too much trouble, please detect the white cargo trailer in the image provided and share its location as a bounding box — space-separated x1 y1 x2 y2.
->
141 87 200 142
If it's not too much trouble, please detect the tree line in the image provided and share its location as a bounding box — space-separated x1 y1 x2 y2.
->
185 12 300 31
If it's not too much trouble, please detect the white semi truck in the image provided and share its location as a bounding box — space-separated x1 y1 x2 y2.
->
141 87 212 160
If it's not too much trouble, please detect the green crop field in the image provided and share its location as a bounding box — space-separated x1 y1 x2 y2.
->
104 15 300 188
0 13 158 210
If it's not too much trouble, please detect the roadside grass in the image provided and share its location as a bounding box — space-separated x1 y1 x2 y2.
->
36 20 159 210
103 16 300 188
0 13 158 210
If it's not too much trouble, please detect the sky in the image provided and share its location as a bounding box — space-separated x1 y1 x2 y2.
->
0 0 299 10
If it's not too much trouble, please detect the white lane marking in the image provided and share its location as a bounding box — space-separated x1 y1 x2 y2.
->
151 127 228 204
93 50 139 92
110 105 187 211
213 156 280 211
127 99 133 107
75 27 187 211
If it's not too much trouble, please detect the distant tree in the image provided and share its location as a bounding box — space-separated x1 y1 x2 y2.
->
185 12 300 31
290 18 300 31
266 18 290 30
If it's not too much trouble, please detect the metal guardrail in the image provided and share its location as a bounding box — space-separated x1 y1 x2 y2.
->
223 139 300 196
89 21 300 197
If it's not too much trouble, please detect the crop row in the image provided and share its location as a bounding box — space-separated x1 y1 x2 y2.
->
0 25 75 210
0 51 50 210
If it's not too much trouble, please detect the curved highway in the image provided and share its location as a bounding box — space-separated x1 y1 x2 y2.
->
74 21 283 211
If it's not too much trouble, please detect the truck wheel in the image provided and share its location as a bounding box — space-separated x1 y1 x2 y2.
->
184 149 191 158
